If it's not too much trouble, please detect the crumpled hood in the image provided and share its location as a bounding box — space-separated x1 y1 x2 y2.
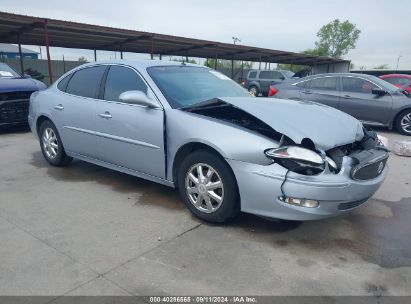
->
220 97 364 150
0 77 42 93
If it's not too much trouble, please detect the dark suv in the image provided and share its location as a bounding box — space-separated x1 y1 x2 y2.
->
242 69 294 96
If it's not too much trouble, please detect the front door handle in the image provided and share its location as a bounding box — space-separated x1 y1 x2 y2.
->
54 104 64 110
98 112 112 119
342 95 352 99
302 90 312 94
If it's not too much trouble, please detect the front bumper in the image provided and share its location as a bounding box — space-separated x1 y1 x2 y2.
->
227 156 388 221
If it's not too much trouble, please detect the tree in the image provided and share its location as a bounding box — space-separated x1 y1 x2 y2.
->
172 57 198 64
277 63 308 73
373 64 390 69
314 19 361 58
204 59 252 70
78 56 88 63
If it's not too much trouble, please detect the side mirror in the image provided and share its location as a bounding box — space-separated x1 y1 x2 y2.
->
23 73 32 78
119 90 159 108
372 88 387 96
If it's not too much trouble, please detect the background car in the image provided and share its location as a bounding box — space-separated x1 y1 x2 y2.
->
380 74 411 93
242 69 294 96
0 62 46 129
270 73 411 135
29 61 388 223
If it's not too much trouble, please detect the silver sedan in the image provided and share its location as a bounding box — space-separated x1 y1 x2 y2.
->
28 61 389 222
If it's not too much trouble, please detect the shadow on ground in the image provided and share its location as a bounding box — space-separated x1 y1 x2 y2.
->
30 150 411 269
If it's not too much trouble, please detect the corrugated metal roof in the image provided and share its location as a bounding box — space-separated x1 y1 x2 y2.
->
0 11 349 65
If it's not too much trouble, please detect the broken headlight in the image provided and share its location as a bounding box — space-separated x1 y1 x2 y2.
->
265 146 325 175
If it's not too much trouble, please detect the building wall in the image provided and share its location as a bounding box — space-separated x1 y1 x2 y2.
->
311 62 350 74
0 52 38 60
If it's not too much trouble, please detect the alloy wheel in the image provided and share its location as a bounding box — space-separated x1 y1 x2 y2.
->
400 113 411 134
185 163 224 213
249 87 257 96
42 127 59 159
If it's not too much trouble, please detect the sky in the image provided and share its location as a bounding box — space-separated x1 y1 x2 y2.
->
2 0 411 69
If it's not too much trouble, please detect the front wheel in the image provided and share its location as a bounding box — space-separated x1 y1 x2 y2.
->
396 109 411 136
39 120 72 166
177 150 239 223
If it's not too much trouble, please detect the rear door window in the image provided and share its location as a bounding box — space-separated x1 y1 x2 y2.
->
309 77 338 91
66 66 106 98
103 65 148 102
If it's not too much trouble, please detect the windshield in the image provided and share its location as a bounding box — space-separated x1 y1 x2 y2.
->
0 63 20 78
147 66 250 108
283 71 295 78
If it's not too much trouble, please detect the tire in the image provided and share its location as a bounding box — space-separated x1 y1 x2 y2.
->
177 150 240 223
248 86 259 97
395 109 411 136
39 120 72 166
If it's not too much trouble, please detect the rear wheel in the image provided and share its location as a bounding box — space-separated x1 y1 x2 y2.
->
248 86 259 97
395 109 411 136
39 120 72 166
177 150 239 223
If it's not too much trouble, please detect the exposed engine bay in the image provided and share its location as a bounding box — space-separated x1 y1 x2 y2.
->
182 99 389 179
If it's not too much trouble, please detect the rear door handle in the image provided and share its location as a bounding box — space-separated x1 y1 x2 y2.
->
302 90 312 94
342 95 352 99
98 111 112 119
54 104 64 110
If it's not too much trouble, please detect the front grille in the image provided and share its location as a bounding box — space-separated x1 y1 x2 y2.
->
338 198 369 210
351 156 388 181
0 91 33 125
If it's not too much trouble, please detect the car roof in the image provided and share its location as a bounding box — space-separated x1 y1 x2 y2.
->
78 59 205 70
298 73 377 80
380 74 411 79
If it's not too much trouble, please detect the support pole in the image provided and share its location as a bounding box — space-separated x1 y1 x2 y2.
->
17 36 24 77
43 20 53 84
214 51 218 70
62 55 66 73
94 49 97 61
159 54 162 60
241 60 244 82
186 56 188 62
150 36 154 60
120 45 123 59
231 56 234 79
259 56 262 70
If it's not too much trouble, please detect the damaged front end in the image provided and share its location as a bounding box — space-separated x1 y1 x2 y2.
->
182 98 389 181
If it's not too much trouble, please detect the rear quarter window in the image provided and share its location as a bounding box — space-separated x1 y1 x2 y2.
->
57 74 72 92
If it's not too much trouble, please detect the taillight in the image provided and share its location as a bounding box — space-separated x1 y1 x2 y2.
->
241 80 247 87
268 86 278 96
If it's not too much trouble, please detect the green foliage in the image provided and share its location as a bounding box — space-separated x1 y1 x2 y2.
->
277 63 307 73
78 56 88 63
314 19 361 58
172 58 198 64
24 68 45 82
373 64 390 69
204 59 252 70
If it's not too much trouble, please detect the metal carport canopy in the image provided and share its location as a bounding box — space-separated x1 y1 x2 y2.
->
0 11 349 65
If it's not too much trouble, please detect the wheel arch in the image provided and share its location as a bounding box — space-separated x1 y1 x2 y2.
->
36 114 54 137
392 107 411 130
172 141 233 188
